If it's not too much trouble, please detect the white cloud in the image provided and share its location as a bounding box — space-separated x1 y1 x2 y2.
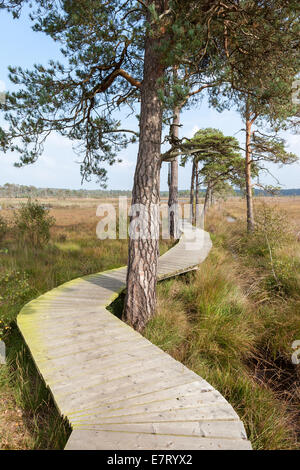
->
117 158 134 169
286 133 300 151
0 80 6 92
47 132 74 149
187 125 199 138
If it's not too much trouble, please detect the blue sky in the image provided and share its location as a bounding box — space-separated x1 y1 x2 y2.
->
0 8 299 191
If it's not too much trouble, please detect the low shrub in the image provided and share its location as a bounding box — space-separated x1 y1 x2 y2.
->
0 271 35 326
14 200 55 248
0 214 8 242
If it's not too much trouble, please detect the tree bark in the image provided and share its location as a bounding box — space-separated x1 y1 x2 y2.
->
123 20 164 332
206 182 212 210
245 104 255 232
168 106 180 239
203 180 211 217
194 160 199 225
210 188 214 207
190 160 196 223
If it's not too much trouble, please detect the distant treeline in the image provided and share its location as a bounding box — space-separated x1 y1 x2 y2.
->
0 184 132 198
0 183 299 198
0 184 193 198
253 188 300 196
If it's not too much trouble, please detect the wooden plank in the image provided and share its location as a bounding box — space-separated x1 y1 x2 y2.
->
65 430 252 450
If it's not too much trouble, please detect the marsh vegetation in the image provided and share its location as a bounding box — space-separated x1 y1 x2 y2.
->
0 196 299 449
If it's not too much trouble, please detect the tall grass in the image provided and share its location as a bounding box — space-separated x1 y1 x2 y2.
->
144 201 300 450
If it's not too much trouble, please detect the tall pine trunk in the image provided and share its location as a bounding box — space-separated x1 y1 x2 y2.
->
245 104 254 232
210 188 214 207
194 160 199 225
123 24 164 332
203 180 212 217
190 160 196 223
168 106 180 239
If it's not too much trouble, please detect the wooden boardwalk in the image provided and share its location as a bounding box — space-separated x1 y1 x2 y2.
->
17 221 252 450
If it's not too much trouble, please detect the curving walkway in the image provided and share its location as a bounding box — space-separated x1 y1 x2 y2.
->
17 221 252 450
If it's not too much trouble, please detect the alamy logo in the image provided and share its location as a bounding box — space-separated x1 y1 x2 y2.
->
292 80 300 105
291 340 300 365
95 197 205 250
0 340 6 365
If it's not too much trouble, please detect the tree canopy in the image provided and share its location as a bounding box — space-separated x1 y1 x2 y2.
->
182 127 246 191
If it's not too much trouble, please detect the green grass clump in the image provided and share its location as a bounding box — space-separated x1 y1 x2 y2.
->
54 241 81 252
3 327 71 449
195 367 297 450
0 215 8 242
144 279 189 359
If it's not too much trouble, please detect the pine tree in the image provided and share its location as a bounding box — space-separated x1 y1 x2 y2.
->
181 128 245 225
0 0 224 331
207 0 300 231
1 1 299 328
